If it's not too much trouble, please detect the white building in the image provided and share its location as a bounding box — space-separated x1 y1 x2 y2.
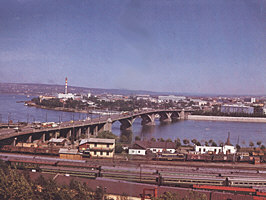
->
57 93 75 99
195 145 236 154
190 99 208 106
129 141 176 156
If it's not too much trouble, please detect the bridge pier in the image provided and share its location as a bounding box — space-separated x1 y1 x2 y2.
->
77 128 81 140
141 114 155 126
90 125 98 136
86 126 90 138
171 111 180 121
103 121 112 132
119 118 135 130
27 135 32 143
66 129 72 140
179 109 188 120
41 133 46 142
159 112 172 123
12 137 17 146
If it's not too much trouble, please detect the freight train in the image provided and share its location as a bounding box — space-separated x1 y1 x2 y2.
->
3 156 266 192
153 152 266 164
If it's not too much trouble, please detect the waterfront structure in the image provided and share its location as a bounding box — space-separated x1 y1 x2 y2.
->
129 141 176 155
79 138 115 158
221 104 254 114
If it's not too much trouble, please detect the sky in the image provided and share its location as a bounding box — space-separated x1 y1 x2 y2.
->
0 0 265 95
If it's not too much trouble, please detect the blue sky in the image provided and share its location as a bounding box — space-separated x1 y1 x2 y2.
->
0 0 265 95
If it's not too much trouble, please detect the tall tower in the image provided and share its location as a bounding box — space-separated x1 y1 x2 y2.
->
65 77 68 94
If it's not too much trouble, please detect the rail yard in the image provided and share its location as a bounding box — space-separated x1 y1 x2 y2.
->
1 152 265 198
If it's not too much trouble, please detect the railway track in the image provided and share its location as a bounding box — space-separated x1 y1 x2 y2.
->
1 153 266 192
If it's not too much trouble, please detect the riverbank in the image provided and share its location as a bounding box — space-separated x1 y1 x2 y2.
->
188 115 266 123
26 102 88 113
26 102 119 115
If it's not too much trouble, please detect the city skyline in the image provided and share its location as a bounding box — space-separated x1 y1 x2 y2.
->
0 0 265 95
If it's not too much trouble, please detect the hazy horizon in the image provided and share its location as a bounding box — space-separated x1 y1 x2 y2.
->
0 0 265 95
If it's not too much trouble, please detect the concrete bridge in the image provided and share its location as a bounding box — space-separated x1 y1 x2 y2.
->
0 109 191 146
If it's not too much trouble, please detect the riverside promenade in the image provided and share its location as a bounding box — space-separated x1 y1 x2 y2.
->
188 115 266 123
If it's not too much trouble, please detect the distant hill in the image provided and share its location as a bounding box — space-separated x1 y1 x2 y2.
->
0 82 262 97
0 82 174 96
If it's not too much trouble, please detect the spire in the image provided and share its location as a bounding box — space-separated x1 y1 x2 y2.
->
225 132 232 146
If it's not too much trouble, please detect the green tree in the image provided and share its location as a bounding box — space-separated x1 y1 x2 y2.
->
191 139 198 145
249 141 254 148
211 141 217 147
115 143 123 154
135 136 141 141
150 137 156 142
166 138 173 142
183 139 190 145
184 191 207 200
0 166 35 200
154 191 179 200
175 138 181 148
257 141 262 147
97 131 118 140
120 135 128 143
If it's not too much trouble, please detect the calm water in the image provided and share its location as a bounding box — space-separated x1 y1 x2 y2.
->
0 94 265 146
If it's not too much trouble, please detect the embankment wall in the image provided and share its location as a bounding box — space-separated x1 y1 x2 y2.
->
188 115 266 123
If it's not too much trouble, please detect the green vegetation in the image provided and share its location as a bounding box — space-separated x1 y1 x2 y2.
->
153 191 207 200
0 163 131 200
31 95 182 112
96 131 118 140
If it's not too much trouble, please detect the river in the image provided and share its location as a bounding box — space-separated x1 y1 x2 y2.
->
0 94 265 146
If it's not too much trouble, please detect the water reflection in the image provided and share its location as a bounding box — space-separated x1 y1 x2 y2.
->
139 125 156 140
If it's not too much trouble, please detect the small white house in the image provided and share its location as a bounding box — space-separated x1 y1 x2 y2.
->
195 145 236 154
128 148 146 155
128 141 176 156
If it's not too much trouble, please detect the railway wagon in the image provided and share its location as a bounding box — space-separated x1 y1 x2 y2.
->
153 153 186 161
186 154 212 162
212 154 234 162
229 177 266 188
193 185 257 195
161 175 225 187
8 158 57 170
0 145 59 155
238 155 254 163
39 165 97 179
57 161 100 170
